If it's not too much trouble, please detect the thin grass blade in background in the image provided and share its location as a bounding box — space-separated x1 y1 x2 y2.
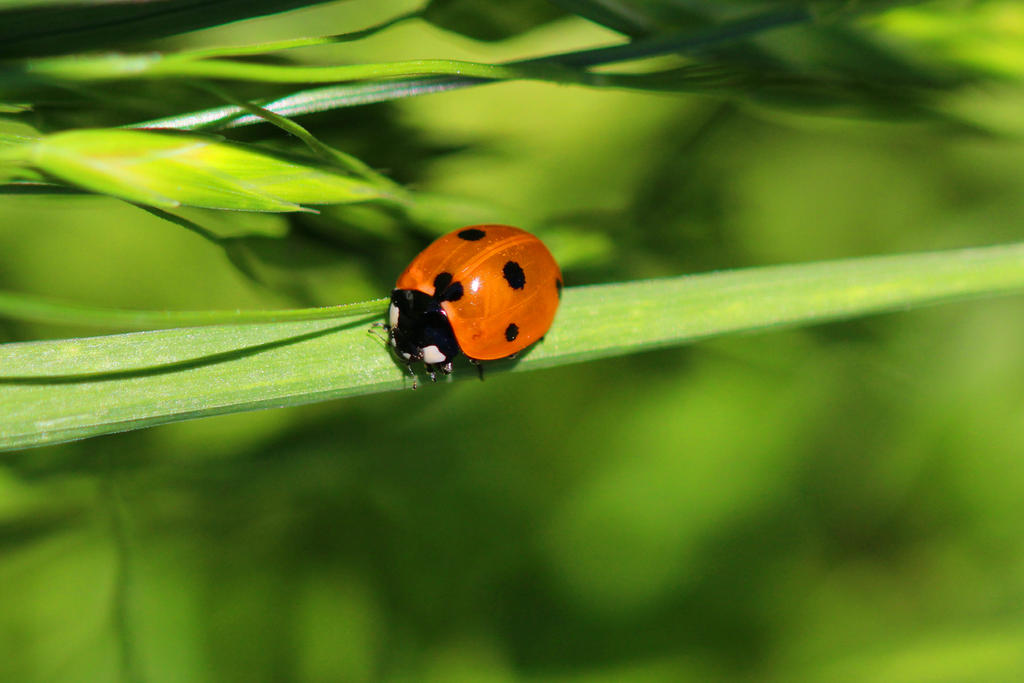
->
0 0 337 58
3 4 966 131
0 129 399 211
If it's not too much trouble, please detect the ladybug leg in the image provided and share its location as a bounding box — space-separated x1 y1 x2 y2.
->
421 361 455 384
469 359 485 382
406 364 419 390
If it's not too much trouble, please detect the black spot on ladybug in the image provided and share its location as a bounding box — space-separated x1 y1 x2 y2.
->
432 272 463 302
440 281 463 302
503 261 525 290
556 277 563 299
433 271 453 293
458 228 486 241
505 323 519 342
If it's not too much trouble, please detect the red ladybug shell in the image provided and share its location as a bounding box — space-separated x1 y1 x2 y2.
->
395 225 562 361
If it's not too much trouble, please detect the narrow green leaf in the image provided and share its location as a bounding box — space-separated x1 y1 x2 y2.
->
0 0 336 58
3 8 809 98
193 82 409 195
127 8 816 130
594 65 969 124
17 54 582 85
171 8 421 61
1 129 395 211
0 291 384 328
133 78 477 130
2 242 1023 451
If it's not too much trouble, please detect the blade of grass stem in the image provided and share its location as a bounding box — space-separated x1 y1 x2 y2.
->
0 291 384 328
2 241 1023 450
117 7 813 129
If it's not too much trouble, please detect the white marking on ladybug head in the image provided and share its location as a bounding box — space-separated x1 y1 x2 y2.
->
421 344 446 365
388 302 399 329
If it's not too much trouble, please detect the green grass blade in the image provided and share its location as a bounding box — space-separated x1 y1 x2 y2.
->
2 242 1024 451
0 129 397 211
172 8 421 61
6 7 812 118
16 55 584 85
11 9 808 88
0 292 385 328
133 78 477 131
119 8 870 131
192 82 408 194
0 0 335 58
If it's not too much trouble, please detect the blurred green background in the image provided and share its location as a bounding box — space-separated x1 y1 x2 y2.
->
3 0 1024 680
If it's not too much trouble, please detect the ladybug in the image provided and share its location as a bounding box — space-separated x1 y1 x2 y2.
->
386 224 562 385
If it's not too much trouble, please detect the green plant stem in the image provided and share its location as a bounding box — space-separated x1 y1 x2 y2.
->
2 241 1023 451
191 82 409 196
118 6 814 129
0 291 384 328
22 55 585 85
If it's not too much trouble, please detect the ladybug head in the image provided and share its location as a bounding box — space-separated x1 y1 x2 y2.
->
387 289 461 376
